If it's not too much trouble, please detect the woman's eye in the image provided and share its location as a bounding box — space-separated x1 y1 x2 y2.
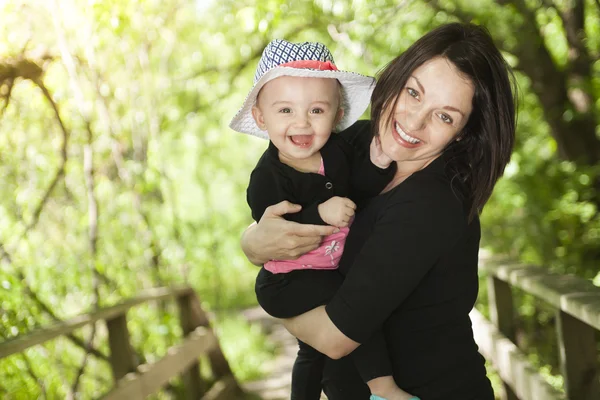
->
439 113 453 124
407 88 419 99
279 108 292 113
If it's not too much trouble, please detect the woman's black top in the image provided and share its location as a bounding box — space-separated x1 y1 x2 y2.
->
324 120 493 400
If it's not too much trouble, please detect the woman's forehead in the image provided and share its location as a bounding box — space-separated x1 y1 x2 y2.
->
410 57 474 112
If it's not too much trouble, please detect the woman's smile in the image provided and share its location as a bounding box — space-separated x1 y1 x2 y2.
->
393 121 422 147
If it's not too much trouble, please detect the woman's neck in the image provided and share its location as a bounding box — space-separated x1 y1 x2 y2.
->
382 155 439 193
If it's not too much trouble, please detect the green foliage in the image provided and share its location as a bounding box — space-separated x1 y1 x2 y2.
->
1 0 598 397
481 73 600 278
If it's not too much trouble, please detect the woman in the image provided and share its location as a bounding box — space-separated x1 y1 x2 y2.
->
242 22 516 399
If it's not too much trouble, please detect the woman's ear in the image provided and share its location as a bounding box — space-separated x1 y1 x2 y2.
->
252 105 266 130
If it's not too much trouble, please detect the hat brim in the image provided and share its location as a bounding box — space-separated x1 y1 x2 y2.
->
229 67 375 139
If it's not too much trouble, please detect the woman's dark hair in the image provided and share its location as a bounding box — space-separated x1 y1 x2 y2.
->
371 22 517 221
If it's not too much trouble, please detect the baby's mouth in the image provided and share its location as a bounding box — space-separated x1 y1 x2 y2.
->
289 135 313 147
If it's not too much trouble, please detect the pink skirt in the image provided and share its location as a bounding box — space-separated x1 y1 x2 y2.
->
264 227 350 274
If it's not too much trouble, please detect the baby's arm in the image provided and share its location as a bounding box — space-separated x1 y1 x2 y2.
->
248 166 326 225
318 196 356 228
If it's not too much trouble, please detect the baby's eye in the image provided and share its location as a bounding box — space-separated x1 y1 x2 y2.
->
310 108 324 114
439 113 453 124
407 87 419 100
279 108 292 113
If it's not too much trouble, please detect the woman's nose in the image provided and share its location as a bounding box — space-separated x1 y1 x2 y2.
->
404 109 426 132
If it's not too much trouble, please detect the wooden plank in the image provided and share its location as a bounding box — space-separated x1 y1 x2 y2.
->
102 327 217 400
101 373 144 400
106 314 137 381
201 376 243 400
470 309 564 400
0 285 194 359
556 310 600 400
487 276 518 400
185 293 234 379
177 293 205 398
481 263 600 331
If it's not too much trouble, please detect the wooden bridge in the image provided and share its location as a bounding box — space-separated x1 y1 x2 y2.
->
1 257 599 400
0 286 243 400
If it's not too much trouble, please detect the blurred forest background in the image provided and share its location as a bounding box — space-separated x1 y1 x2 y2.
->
0 0 598 398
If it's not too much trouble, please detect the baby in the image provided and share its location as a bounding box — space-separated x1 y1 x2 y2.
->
231 39 418 400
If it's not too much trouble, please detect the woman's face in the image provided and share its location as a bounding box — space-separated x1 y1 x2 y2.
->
378 57 474 165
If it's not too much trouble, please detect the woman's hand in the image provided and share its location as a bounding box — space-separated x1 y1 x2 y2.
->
240 201 339 265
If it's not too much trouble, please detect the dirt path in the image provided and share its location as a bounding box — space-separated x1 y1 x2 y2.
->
241 307 300 399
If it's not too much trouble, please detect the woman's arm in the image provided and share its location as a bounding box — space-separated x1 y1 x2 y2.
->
283 306 359 359
283 179 465 356
241 201 339 265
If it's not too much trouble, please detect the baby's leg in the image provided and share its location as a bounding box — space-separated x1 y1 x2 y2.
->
254 268 343 319
291 340 326 400
367 377 418 400
351 333 419 400
255 268 344 399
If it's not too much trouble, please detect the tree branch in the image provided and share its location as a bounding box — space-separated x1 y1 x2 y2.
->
432 0 599 164
0 239 109 362
554 0 590 65
82 120 101 303
328 0 415 68
22 79 69 234
48 6 105 393
91 72 131 183
0 331 47 398
0 56 68 244
0 78 14 119
22 354 47 398
185 23 313 83
71 324 97 394
539 0 555 8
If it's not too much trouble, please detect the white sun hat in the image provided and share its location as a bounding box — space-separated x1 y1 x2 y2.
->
229 39 376 139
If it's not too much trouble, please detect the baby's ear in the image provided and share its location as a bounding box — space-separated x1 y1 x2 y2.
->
252 105 266 130
334 108 345 125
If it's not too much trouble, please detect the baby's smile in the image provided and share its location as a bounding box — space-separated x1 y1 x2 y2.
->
289 135 314 147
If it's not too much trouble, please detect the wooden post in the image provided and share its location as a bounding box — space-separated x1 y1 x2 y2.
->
106 313 137 381
186 293 234 379
556 310 600 400
177 293 204 399
487 276 519 400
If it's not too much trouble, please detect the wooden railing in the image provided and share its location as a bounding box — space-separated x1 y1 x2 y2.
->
0 286 243 400
471 259 600 400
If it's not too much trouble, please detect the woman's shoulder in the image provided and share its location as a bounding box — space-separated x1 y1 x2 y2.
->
392 173 457 203
382 166 467 225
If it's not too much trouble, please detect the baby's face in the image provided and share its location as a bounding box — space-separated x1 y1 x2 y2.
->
252 76 343 164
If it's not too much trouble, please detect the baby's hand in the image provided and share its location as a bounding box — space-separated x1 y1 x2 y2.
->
318 196 356 228
370 135 393 169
